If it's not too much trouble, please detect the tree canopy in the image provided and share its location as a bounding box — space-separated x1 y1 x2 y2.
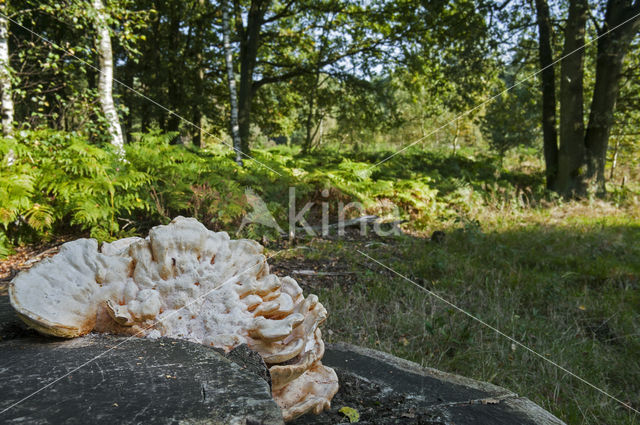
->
0 0 638 195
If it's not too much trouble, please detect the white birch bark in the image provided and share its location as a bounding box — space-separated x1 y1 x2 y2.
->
0 12 13 138
221 0 243 166
92 0 125 157
0 10 14 166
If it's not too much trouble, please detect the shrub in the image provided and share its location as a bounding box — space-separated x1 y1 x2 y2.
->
1 128 557 257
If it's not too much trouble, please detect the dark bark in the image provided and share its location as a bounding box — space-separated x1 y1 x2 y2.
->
584 0 640 195
165 77 181 141
123 61 135 142
304 97 315 152
303 65 324 153
557 0 588 197
534 0 558 190
193 0 207 149
165 5 184 145
237 0 270 153
222 0 243 165
193 103 203 147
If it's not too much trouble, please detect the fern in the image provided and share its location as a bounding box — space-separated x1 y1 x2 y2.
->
0 127 543 255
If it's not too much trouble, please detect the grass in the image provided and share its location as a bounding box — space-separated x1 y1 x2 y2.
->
3 130 639 424
271 202 640 425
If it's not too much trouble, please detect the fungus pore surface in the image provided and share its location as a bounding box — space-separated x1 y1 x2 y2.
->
9 217 339 421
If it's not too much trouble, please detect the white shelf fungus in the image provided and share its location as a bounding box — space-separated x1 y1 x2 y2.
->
9 217 339 421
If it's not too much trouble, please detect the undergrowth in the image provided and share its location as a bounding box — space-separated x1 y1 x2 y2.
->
277 209 640 425
0 129 594 255
1 129 639 425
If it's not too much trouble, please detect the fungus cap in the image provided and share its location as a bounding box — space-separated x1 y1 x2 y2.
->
9 217 338 421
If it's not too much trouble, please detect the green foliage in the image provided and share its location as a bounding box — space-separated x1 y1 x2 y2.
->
329 77 403 147
0 139 33 255
0 129 254 253
0 128 552 256
482 68 541 159
125 130 253 229
0 129 149 251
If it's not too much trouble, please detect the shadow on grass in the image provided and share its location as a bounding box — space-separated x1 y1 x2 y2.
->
275 218 639 425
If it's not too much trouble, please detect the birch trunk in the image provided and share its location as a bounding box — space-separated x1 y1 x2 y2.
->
222 0 243 165
93 0 125 157
0 12 13 138
0 10 14 166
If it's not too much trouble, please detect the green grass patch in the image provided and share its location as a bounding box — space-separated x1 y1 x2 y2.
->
274 210 639 425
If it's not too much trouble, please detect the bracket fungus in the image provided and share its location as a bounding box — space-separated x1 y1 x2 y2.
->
9 217 339 421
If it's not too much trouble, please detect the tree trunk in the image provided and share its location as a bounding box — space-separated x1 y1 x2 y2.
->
451 121 460 156
222 0 243 165
303 72 320 153
237 0 269 154
166 111 181 144
0 12 13 139
93 0 125 157
122 61 134 143
193 104 203 147
534 0 558 190
609 136 620 180
303 23 331 154
584 0 640 195
191 0 206 148
556 0 588 197
194 30 204 147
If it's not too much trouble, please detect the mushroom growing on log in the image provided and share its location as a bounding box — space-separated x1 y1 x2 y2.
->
9 217 338 421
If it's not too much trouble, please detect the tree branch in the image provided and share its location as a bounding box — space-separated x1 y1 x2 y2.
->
262 0 297 24
587 6 602 34
253 38 386 89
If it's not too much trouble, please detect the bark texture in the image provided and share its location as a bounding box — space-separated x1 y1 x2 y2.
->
557 0 588 197
538 0 640 198
534 0 558 190
93 0 125 157
0 335 283 424
237 0 270 153
584 0 640 194
222 0 243 165
193 0 206 149
0 12 13 138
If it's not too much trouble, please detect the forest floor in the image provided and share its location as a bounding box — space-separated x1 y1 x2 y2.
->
268 200 639 425
1 200 638 425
